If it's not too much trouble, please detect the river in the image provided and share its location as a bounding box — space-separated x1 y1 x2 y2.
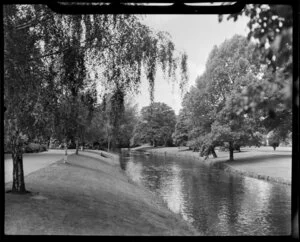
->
120 152 291 236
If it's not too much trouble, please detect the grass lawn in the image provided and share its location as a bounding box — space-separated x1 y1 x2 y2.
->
5 154 198 235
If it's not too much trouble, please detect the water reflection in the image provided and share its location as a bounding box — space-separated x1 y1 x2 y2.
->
159 164 182 213
120 153 291 235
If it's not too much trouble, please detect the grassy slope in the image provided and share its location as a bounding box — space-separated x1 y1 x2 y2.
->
5 154 198 235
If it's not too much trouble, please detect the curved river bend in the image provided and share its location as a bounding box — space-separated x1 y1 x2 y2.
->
120 152 291 236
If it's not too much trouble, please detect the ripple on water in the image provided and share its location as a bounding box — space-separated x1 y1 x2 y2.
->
121 153 291 236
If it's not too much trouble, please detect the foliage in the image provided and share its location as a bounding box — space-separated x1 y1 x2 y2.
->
83 96 138 151
221 4 292 72
4 4 189 192
23 143 48 153
84 104 109 150
134 102 176 147
4 5 52 192
267 130 283 150
182 35 270 160
172 108 189 146
118 100 139 148
220 4 293 123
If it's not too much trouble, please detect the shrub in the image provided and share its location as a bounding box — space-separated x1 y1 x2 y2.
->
268 131 281 150
24 143 39 153
23 143 48 153
187 139 200 152
40 144 48 152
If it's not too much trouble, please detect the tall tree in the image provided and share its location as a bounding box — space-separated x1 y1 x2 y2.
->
4 5 51 192
221 4 292 74
219 4 293 141
183 35 266 160
134 102 176 147
4 5 188 192
77 83 98 150
118 100 139 149
172 108 190 147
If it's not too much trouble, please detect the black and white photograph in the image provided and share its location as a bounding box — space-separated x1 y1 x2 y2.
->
3 1 297 237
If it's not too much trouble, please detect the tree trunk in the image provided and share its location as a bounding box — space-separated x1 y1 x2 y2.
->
11 141 26 193
47 136 51 149
81 131 85 151
164 137 168 147
204 145 210 160
211 146 217 158
127 139 131 150
108 139 110 152
199 145 205 157
81 128 85 151
64 139 68 163
75 138 79 155
38 137 43 152
229 141 234 161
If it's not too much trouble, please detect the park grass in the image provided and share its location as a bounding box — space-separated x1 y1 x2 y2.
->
223 154 291 185
141 146 291 185
5 154 199 235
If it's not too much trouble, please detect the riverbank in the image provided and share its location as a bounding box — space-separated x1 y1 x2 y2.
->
5 151 198 235
137 146 291 185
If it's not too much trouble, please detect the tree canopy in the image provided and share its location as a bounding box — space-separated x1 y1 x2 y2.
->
134 102 176 147
4 4 188 193
179 34 290 160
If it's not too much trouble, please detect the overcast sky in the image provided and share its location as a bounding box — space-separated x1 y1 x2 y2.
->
132 14 249 114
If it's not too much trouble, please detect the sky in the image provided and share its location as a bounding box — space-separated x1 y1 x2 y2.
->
132 14 250 115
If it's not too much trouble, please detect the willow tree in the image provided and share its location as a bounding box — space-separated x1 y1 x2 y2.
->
4 5 188 193
43 13 189 151
85 15 189 150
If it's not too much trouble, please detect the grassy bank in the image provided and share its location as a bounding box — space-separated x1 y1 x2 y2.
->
5 153 198 235
141 146 291 185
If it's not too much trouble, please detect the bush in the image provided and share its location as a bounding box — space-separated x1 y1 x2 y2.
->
4 142 48 154
24 143 39 153
187 139 200 152
23 143 48 153
40 144 48 152
68 142 76 149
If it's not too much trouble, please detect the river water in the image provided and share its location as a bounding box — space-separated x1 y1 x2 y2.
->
120 152 291 236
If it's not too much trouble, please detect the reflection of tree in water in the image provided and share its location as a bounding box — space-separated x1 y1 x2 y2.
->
237 177 291 235
180 164 246 235
181 164 220 234
119 156 128 170
141 156 169 191
123 158 144 185
124 154 291 235
120 150 132 170
159 163 184 214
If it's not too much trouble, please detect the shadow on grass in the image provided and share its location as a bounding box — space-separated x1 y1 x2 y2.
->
6 189 31 195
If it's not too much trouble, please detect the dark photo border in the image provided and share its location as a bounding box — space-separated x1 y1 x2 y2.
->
1 0 299 241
